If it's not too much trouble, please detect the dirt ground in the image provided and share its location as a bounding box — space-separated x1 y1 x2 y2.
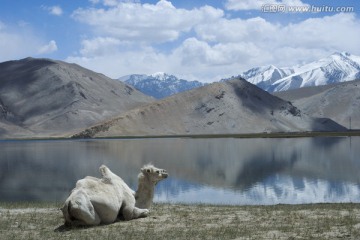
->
1 203 360 239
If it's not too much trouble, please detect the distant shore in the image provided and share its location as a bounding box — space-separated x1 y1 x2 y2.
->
1 202 360 239
83 130 360 139
2 130 360 141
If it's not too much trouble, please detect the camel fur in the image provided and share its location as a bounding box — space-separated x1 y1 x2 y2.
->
62 165 150 226
135 164 168 209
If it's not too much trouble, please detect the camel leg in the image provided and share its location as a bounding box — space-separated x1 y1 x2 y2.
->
122 206 149 220
65 190 101 226
133 207 149 219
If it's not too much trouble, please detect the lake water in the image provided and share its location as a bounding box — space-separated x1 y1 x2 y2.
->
0 137 359 205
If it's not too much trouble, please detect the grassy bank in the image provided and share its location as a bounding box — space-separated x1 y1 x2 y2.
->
1 203 360 239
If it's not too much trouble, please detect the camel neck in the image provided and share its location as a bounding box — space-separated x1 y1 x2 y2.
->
135 174 156 209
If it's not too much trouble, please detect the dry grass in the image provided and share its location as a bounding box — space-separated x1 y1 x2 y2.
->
1 203 360 239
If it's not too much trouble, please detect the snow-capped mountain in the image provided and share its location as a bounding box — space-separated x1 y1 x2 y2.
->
119 73 204 99
120 52 360 97
242 52 360 92
241 65 294 87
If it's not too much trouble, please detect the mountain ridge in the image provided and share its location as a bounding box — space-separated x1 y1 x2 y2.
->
242 52 360 92
0 55 354 139
275 79 360 129
0 57 153 138
74 78 346 138
121 52 360 99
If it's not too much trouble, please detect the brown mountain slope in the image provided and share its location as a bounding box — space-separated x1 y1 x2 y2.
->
74 78 346 138
275 79 360 129
0 57 154 138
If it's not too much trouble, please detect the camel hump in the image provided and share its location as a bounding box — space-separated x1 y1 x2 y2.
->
99 165 108 175
99 165 115 184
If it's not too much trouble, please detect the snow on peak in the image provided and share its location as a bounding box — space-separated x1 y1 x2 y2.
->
333 51 351 58
122 72 203 99
151 72 168 80
241 52 360 92
242 64 293 85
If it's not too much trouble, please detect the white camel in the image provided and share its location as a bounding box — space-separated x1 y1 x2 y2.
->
62 164 168 226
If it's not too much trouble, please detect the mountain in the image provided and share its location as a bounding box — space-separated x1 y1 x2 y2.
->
0 57 153 138
73 78 346 138
240 65 294 90
274 79 360 130
120 72 204 99
242 52 360 92
120 52 360 98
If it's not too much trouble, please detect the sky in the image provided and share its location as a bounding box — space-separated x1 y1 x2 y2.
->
1 0 360 82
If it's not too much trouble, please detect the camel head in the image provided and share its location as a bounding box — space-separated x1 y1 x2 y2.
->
136 164 168 209
140 164 168 185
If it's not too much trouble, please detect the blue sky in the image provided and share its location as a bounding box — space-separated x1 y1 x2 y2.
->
1 0 359 82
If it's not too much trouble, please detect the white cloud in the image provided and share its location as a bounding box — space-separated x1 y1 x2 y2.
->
193 13 360 68
173 38 261 67
0 21 5 30
79 37 124 57
103 0 140 6
168 38 266 81
1 13 64 62
72 0 223 43
225 0 308 11
0 22 58 61
37 40 58 54
42 5 63 16
89 0 140 5
68 0 360 83
67 37 263 82
67 47 170 79
195 17 279 43
281 13 360 52
102 0 119 6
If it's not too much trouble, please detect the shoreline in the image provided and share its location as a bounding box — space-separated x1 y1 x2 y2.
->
1 202 360 239
1 130 360 141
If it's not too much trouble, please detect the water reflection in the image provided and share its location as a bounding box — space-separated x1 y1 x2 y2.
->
155 177 360 205
0 137 359 205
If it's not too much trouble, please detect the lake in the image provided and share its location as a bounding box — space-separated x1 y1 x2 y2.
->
0 137 359 205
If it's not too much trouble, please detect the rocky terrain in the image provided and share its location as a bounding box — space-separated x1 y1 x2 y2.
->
0 57 153 138
275 79 360 130
74 78 346 138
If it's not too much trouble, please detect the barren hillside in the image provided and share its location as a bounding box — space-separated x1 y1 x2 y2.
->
275 79 360 129
74 78 346 138
0 58 153 138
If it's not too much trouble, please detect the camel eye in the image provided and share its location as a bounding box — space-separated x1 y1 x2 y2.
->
146 169 151 173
